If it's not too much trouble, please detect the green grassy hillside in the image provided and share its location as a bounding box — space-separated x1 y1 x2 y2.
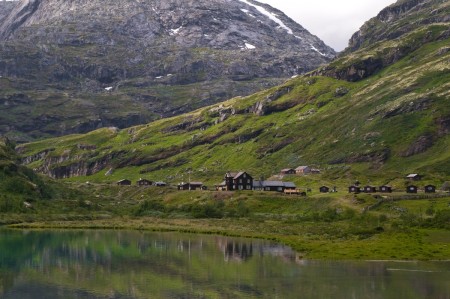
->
0 137 53 213
17 24 450 189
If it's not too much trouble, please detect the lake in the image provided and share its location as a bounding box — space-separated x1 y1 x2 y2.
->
0 229 449 299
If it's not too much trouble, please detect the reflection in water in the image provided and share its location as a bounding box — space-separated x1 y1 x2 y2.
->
0 229 449 299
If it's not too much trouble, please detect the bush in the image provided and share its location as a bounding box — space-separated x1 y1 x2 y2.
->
134 200 166 216
422 209 450 229
191 203 224 219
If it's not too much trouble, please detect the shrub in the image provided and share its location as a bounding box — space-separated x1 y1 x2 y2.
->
134 200 166 216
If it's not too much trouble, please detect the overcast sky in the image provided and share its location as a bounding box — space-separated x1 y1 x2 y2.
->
256 0 397 51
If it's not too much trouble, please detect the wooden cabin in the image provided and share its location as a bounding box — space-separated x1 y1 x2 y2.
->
379 185 393 193
224 172 253 191
349 186 361 193
154 181 167 187
117 179 131 186
178 182 203 191
253 181 297 193
137 178 152 186
406 185 418 193
295 166 311 174
424 185 436 193
406 174 422 181
283 182 297 192
319 186 330 193
280 168 296 175
363 186 377 193
253 180 284 192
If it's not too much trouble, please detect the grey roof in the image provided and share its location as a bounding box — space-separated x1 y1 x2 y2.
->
253 180 293 188
234 171 246 179
225 172 239 178
406 174 419 178
295 166 310 170
283 182 297 188
225 171 251 179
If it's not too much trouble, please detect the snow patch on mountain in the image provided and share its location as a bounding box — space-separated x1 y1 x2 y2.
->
238 0 294 35
245 42 256 49
310 44 326 56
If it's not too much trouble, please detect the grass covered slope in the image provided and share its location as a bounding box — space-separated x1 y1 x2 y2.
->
18 26 450 187
0 137 53 213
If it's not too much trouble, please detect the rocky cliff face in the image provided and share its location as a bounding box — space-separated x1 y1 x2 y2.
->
345 0 450 53
0 1 16 24
0 0 335 141
311 0 449 82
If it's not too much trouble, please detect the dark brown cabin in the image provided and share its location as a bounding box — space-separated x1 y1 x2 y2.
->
363 186 377 193
424 185 436 193
253 181 285 192
319 186 330 193
406 185 418 193
349 186 361 193
379 186 393 193
117 179 131 186
280 168 296 175
137 179 152 186
224 172 253 191
178 182 203 191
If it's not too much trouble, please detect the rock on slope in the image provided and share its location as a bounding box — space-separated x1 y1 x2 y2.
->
313 0 449 81
16 0 449 182
0 0 335 141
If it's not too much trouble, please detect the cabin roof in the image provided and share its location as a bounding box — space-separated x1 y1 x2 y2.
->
295 166 309 170
406 174 420 178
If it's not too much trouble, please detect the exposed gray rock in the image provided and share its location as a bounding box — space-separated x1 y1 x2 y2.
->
0 1 16 25
0 0 335 140
345 0 449 53
401 134 434 157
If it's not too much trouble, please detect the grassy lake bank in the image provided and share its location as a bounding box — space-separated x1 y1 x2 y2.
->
4 216 450 260
1 184 449 260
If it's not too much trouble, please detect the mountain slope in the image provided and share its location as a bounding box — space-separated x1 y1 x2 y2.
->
16 0 450 186
0 1 16 24
0 0 334 141
314 0 449 81
0 137 54 212
345 0 450 53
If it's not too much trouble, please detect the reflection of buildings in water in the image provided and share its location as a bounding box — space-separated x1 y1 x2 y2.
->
215 237 299 263
258 245 298 264
225 241 253 262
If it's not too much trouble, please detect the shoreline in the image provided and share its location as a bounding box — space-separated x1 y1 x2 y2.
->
4 217 450 261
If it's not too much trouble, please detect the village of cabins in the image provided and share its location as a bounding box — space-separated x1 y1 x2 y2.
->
116 166 442 195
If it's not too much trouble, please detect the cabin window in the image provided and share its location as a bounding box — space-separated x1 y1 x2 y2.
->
246 186 251 190
239 179 242 183
265 187 270 191
277 187 283 191
239 185 243 190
